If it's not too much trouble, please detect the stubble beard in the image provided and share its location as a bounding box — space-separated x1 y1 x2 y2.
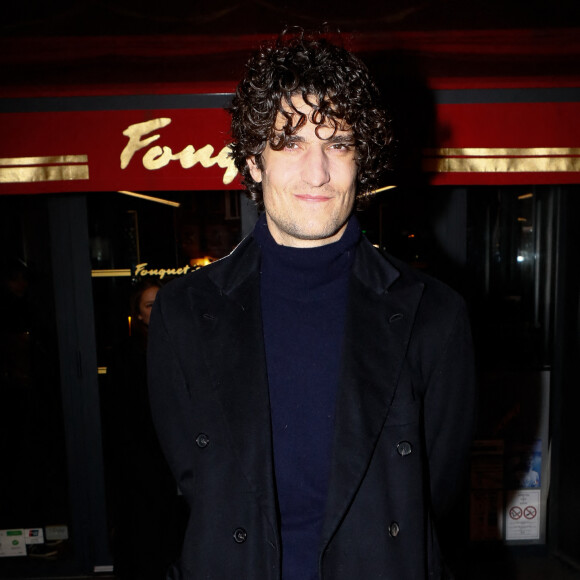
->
266 205 352 244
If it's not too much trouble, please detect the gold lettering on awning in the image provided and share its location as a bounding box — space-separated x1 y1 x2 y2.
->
91 264 203 280
121 118 238 185
134 262 197 279
0 155 89 183
423 147 580 173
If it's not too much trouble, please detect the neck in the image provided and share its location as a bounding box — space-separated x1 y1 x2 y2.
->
265 214 349 248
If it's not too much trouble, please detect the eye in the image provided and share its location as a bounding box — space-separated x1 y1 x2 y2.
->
284 140 300 151
329 142 353 152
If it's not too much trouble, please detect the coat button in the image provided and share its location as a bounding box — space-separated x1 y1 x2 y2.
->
389 522 400 537
233 527 247 543
195 433 209 448
397 441 412 457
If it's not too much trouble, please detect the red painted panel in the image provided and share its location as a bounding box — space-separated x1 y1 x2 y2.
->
0 109 241 193
435 102 580 148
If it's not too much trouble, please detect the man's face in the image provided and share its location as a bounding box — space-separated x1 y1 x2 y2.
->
247 95 357 248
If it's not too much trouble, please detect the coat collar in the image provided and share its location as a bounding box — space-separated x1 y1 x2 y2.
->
205 234 262 300
205 226 405 296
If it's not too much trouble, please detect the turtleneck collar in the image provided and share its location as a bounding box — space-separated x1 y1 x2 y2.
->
252 213 361 298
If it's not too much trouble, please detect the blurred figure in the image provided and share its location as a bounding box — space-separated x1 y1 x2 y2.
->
131 279 161 335
102 279 186 580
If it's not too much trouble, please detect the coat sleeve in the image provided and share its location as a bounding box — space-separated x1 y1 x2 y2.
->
423 297 476 523
147 291 196 497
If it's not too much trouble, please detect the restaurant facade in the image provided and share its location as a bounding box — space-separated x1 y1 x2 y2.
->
1 29 579 577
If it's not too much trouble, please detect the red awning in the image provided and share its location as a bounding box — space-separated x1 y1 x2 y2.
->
1 29 579 193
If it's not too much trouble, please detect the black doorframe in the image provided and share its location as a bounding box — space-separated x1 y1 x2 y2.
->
49 194 112 574
549 186 580 568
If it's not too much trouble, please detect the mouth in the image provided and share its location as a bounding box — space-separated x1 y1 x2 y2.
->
294 194 332 202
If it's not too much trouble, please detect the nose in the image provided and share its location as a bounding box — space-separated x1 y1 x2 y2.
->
301 145 330 187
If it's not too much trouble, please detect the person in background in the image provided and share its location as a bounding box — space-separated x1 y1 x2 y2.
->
148 30 476 579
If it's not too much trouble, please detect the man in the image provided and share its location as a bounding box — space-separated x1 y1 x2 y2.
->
148 31 475 579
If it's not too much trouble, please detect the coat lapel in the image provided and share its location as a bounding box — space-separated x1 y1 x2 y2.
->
320 238 425 548
190 238 279 540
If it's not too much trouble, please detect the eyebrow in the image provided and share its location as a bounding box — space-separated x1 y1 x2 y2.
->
286 133 355 144
327 134 355 145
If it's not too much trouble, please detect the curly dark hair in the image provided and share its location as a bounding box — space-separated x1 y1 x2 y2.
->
228 30 393 209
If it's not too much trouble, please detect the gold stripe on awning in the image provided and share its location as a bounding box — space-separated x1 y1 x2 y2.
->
0 155 89 183
0 155 88 166
91 269 132 278
0 165 89 183
423 147 580 173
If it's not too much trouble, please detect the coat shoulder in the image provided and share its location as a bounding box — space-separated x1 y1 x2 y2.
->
357 236 466 315
387 251 465 309
155 234 260 308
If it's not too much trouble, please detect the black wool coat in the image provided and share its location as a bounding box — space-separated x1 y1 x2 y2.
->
147 233 476 580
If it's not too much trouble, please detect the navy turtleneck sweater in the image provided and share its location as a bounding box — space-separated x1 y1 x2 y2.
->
253 214 360 580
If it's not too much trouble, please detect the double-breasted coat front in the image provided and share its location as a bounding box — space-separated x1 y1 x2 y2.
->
147 232 476 579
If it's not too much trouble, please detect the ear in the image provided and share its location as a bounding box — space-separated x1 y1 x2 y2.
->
246 156 263 183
